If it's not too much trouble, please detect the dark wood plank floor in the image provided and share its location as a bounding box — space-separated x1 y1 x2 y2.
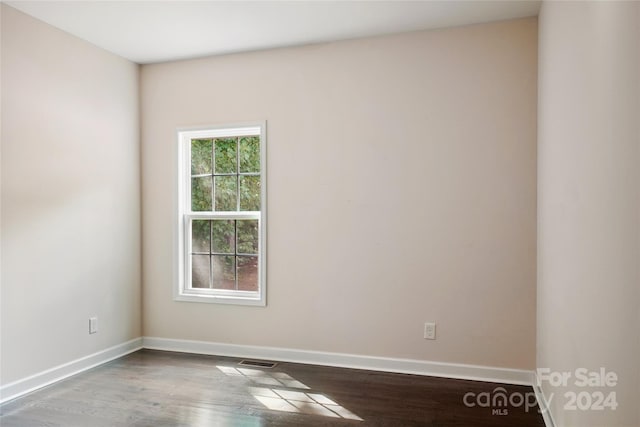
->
1 349 546 426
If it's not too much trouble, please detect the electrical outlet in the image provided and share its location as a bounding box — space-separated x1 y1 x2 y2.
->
424 322 436 340
89 317 98 334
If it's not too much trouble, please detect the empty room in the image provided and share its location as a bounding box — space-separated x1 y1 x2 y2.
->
1 1 638 426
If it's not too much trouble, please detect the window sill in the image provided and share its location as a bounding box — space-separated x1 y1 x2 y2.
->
174 291 266 306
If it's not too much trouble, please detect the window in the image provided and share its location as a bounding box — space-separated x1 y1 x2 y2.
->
176 123 266 305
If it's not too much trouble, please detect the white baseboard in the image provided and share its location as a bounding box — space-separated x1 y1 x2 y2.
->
533 374 557 427
0 337 143 404
142 336 534 386
0 336 535 406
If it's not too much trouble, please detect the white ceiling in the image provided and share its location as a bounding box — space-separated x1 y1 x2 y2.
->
6 1 541 64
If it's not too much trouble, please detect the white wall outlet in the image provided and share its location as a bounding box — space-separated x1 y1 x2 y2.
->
424 322 436 340
89 317 98 334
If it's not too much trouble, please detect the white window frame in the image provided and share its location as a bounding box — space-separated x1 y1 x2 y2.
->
175 122 267 306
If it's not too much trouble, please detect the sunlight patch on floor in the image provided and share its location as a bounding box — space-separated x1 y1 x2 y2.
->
217 366 310 389
250 386 362 421
217 365 362 421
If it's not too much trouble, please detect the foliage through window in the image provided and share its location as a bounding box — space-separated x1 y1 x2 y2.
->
177 124 266 305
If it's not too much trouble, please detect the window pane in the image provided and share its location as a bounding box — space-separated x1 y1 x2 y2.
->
212 255 235 290
191 176 212 211
239 136 260 173
212 220 235 254
192 220 210 253
238 256 258 292
215 138 237 174
239 176 260 211
191 139 212 175
192 255 210 288
237 219 258 254
214 176 237 211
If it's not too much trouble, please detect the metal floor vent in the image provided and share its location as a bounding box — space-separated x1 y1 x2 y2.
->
238 359 278 369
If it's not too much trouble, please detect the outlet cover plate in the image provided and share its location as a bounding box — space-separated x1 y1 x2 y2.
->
424 322 436 340
89 317 98 334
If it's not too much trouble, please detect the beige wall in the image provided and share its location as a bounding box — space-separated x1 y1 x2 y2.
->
141 18 538 369
0 5 141 384
538 1 640 426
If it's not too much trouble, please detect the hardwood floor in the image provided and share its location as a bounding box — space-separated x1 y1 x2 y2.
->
1 349 546 426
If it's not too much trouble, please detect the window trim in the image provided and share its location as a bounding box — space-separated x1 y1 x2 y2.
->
175 122 267 306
